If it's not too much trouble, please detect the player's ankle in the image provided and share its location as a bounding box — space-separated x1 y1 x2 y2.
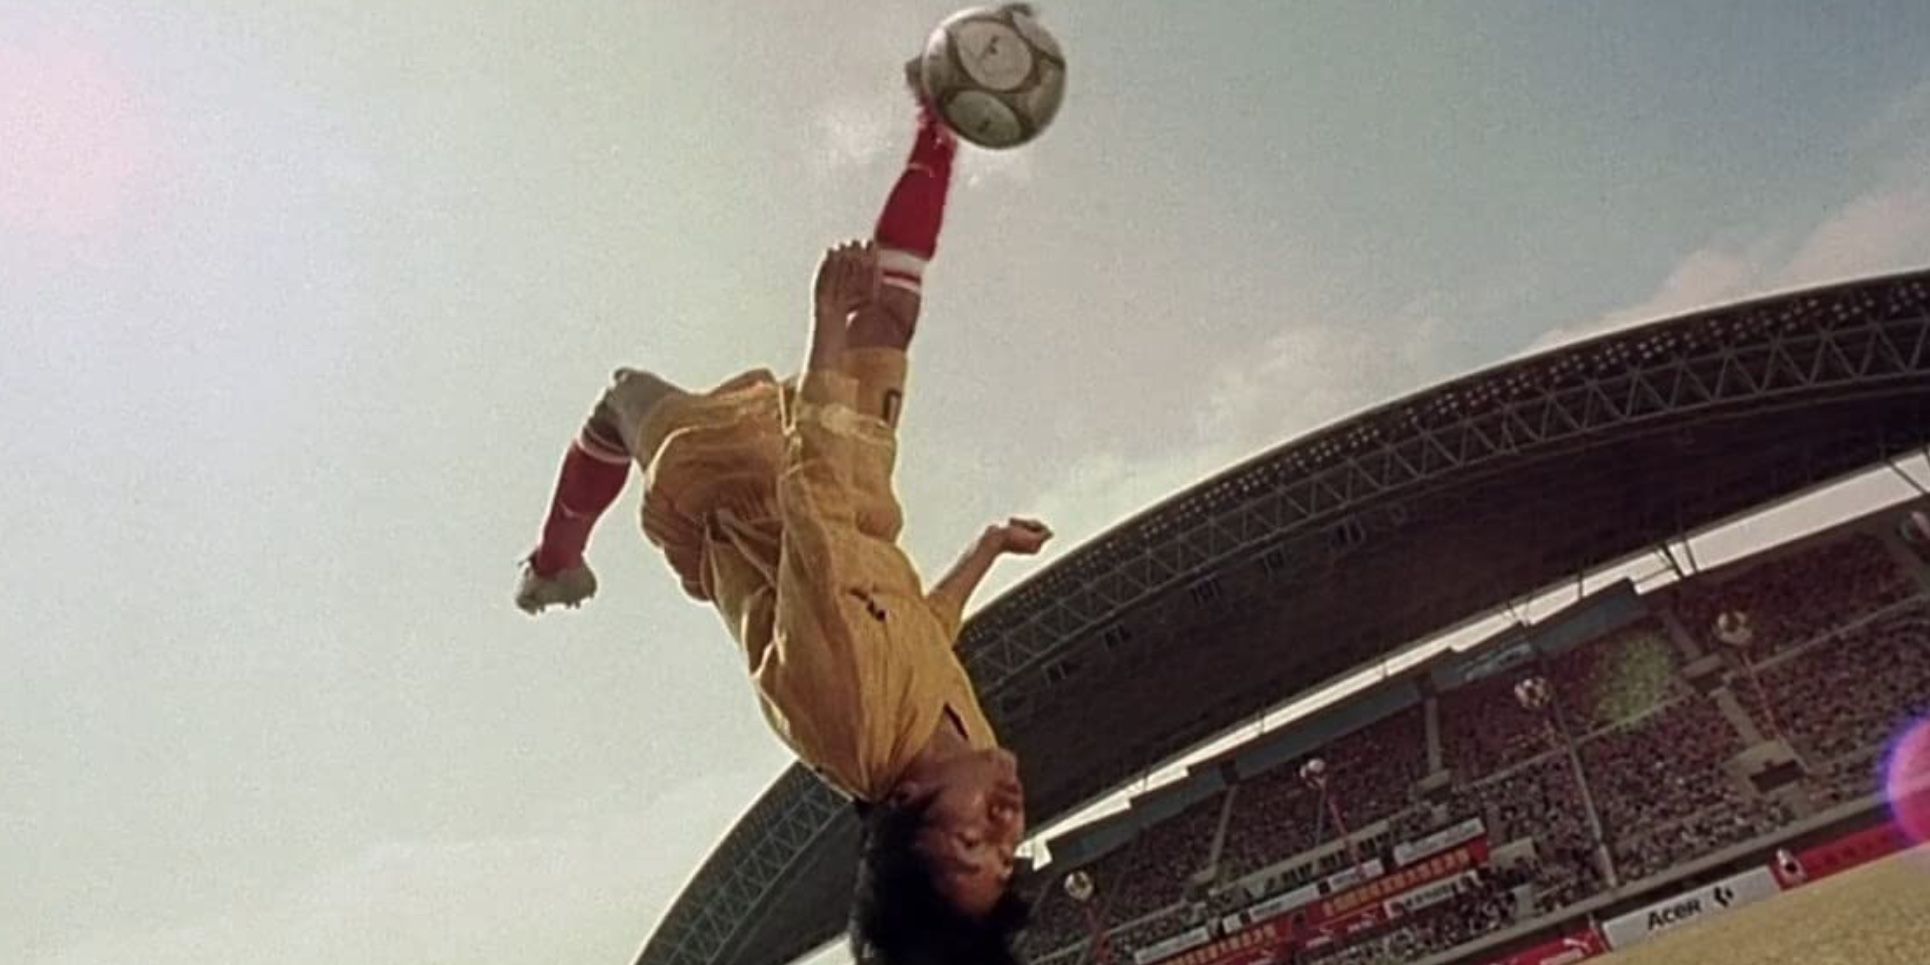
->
530 546 582 578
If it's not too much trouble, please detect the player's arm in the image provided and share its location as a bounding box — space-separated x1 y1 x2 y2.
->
928 518 1054 639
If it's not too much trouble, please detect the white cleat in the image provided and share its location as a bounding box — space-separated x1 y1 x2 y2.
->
515 558 598 615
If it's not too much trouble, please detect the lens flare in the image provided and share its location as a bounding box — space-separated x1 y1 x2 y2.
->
0 28 158 238
1884 716 1930 845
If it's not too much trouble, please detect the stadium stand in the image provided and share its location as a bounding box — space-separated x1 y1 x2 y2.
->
1732 601 1930 803
1020 526 1928 964
1438 671 1544 780
1671 534 1915 656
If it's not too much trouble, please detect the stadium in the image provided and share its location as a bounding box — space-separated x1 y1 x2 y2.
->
637 268 1930 965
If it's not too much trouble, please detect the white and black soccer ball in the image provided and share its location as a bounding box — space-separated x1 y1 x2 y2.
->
1514 675 1553 711
1714 610 1754 648
1063 869 1095 902
918 5 1067 149
1299 757 1329 789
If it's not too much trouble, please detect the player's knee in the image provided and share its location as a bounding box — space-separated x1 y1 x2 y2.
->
594 368 682 455
602 368 678 413
583 404 628 457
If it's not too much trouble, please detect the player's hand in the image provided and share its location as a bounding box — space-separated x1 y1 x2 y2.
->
813 240 879 320
992 517 1054 556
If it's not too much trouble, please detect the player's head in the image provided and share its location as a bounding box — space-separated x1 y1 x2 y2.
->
849 749 1030 963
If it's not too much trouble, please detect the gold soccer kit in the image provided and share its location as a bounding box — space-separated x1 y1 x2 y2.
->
613 349 997 802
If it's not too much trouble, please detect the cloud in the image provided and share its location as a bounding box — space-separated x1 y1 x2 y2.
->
808 93 1038 190
1527 82 1930 356
30 766 774 965
961 145 1035 188
808 93 901 175
996 302 1449 596
1525 177 1930 356
1778 179 1930 286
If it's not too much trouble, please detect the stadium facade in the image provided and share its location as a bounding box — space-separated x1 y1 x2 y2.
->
635 269 1930 965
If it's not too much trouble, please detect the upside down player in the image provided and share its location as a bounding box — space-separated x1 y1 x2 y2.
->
514 82 1047 965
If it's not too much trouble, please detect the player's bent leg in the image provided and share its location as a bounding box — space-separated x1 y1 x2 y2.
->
598 368 687 455
517 424 622 614
515 368 688 615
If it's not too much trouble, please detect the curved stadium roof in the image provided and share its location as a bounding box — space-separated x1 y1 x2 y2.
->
636 268 1930 965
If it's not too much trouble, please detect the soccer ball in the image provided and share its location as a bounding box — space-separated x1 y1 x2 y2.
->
1063 869 1095 902
1714 610 1754 647
1299 757 1328 789
917 5 1067 149
1513 676 1553 711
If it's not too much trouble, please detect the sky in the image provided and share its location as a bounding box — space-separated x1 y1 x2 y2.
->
5 1 1930 963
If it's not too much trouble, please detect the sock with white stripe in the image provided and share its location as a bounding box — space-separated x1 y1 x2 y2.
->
530 426 630 577
873 106 958 295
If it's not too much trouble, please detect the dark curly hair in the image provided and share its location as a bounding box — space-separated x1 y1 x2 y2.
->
848 798 1031 965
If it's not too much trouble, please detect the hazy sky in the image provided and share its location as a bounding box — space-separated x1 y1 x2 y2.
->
6 2 1930 963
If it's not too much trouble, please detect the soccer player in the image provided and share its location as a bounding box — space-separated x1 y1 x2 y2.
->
514 93 1045 965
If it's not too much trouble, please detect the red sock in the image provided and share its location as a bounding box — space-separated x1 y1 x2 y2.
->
531 432 630 576
874 108 958 295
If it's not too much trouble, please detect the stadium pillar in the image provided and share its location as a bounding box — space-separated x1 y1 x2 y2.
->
1550 697 1619 889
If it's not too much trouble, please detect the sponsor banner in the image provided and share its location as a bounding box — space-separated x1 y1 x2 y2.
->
1483 928 1607 965
1383 871 1477 917
1314 902 1386 944
1323 857 1385 892
1133 925 1210 965
1795 821 1912 882
1298 903 1387 951
1157 919 1289 965
1227 858 1386 931
1313 839 1489 922
1394 817 1485 867
1243 880 1321 924
1601 866 1781 951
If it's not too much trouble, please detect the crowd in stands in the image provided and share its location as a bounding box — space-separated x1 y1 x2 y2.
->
1611 795 1793 883
1017 529 1925 965
1021 791 1228 955
1582 696 1743 836
1018 880 1089 960
1298 864 1533 965
1671 534 1913 656
1438 671 1545 778
1217 768 1323 881
1321 707 1429 836
1104 794 1226 922
1737 603 1930 767
1396 863 1533 959
1542 623 1680 732
1448 756 1586 850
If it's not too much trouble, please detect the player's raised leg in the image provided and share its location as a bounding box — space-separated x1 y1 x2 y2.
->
515 369 684 614
844 66 960 396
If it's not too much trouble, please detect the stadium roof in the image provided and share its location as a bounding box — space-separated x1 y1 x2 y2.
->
635 268 1930 965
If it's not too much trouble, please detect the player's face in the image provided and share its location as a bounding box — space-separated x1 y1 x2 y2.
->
914 747 1026 918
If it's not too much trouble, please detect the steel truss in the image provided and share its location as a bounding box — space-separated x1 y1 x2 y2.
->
639 271 1930 965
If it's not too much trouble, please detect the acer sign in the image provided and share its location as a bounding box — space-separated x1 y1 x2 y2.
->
1600 866 1781 950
